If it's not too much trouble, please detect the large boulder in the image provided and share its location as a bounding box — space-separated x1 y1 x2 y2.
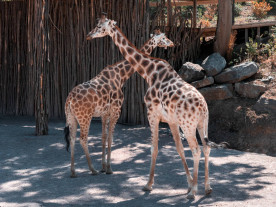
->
235 80 267 98
214 61 259 83
201 53 226 76
254 88 276 115
199 84 233 101
191 77 214 89
178 62 205 83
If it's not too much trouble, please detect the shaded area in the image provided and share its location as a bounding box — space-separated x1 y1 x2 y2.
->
0 116 276 206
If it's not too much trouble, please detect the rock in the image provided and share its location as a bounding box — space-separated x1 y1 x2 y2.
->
178 62 205 83
201 53 226 76
199 84 233 101
235 80 267 98
254 88 276 115
191 77 214 89
214 61 259 83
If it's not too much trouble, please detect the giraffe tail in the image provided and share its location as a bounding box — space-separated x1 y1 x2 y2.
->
64 126 70 152
202 110 229 149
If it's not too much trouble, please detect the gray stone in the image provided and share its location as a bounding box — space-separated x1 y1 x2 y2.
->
235 80 267 98
214 61 259 83
191 77 214 89
199 84 233 101
201 53 226 76
254 88 276 115
178 62 205 83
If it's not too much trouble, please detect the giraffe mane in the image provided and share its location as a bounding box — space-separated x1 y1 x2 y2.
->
115 25 170 64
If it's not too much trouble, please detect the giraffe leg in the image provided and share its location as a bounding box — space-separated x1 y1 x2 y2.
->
101 117 108 173
79 123 98 175
69 117 78 178
197 119 212 195
181 126 201 199
168 123 193 193
106 113 119 174
187 139 201 199
143 114 160 191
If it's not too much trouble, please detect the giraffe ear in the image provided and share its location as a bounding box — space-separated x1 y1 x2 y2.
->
109 20 117 26
150 34 153 37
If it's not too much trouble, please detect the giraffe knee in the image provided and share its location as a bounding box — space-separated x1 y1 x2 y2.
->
203 145 211 156
192 147 201 159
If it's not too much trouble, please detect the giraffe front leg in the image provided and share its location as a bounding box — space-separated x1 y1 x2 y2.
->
106 113 119 174
168 123 193 194
101 117 108 173
143 114 160 191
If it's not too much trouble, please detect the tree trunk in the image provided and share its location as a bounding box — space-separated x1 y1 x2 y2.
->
214 0 233 57
27 0 49 135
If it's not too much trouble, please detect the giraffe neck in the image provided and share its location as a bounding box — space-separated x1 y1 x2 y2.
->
110 26 153 84
95 36 158 88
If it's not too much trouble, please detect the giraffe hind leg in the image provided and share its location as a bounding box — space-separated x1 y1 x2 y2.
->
197 118 212 195
67 117 78 178
79 121 99 175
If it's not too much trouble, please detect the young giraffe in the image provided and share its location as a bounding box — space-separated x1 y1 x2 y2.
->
64 28 174 177
87 16 213 199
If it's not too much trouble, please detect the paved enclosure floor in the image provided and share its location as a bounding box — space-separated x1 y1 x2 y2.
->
0 116 276 207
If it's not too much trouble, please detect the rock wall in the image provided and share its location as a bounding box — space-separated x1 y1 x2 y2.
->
178 53 276 155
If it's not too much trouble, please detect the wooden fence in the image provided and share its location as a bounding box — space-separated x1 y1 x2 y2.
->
0 0 201 129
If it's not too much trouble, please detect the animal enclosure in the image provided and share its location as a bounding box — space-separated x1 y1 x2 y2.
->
0 0 201 133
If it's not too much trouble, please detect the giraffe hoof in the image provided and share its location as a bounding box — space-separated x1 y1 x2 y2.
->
106 169 113 174
91 171 99 175
187 194 195 200
142 185 152 191
70 174 77 178
100 169 106 173
205 187 213 195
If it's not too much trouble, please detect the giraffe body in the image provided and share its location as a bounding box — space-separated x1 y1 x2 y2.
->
87 17 212 199
65 30 174 177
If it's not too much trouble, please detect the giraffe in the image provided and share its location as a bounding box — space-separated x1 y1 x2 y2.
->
64 27 174 178
87 16 213 199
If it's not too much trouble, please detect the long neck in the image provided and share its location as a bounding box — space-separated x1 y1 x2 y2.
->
110 26 153 84
95 37 158 88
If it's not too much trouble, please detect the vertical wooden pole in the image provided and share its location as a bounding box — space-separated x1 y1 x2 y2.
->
214 0 232 57
257 27 261 45
193 0 197 28
245 28 248 42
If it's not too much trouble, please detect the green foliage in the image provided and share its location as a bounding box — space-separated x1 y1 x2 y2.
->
245 26 276 61
234 3 243 17
245 38 259 60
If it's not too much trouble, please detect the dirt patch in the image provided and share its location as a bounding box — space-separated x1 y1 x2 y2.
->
208 95 276 156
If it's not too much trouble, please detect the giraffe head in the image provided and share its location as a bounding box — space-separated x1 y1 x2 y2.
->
87 13 116 40
150 28 174 49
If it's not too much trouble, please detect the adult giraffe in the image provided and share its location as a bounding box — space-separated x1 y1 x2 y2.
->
64 27 174 177
87 16 213 199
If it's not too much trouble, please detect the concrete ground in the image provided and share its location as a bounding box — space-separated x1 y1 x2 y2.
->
0 115 276 207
